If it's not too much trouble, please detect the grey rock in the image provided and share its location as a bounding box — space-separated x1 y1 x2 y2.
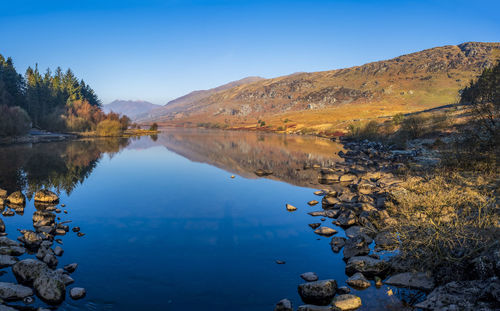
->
374 231 398 251
298 279 337 305
343 236 370 259
0 246 25 256
330 237 346 253
64 263 78 273
33 269 66 304
337 286 351 294
346 272 370 289
69 287 86 300
274 298 292 311
300 272 319 282
54 246 63 256
385 272 434 291
0 282 33 301
0 255 18 268
12 259 48 285
337 210 357 228
345 256 390 277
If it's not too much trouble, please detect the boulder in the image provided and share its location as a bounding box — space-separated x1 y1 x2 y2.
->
385 272 434 291
18 231 43 249
346 272 370 289
69 287 86 300
34 190 59 203
298 279 337 305
314 227 337 237
0 282 33 301
300 272 319 282
12 259 48 285
345 256 390 277
274 298 292 311
344 226 374 243
337 211 357 228
343 236 370 259
0 246 25 256
0 255 18 268
0 237 20 247
332 294 362 310
6 191 25 205
330 237 346 253
33 269 66 304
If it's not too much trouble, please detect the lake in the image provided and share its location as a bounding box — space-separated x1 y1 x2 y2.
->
0 129 411 310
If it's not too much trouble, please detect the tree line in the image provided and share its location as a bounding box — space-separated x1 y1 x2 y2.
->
0 53 130 136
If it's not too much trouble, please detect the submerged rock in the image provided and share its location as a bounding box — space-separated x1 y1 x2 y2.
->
385 272 434 291
346 272 370 289
332 294 362 310
69 287 86 300
0 282 33 301
274 298 292 311
298 279 337 305
300 272 319 282
314 227 337 237
34 190 59 203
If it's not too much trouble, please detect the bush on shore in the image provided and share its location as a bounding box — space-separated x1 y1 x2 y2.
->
96 120 123 137
0 105 31 137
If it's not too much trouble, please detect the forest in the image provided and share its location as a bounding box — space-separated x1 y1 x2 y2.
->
0 53 129 137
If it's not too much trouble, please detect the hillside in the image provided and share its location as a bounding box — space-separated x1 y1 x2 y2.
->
135 76 264 122
103 100 160 120
141 42 500 133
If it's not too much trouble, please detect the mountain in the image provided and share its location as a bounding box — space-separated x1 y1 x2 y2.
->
103 100 161 120
140 42 500 133
135 76 264 121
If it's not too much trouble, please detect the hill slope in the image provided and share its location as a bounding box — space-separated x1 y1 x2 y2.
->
136 76 264 122
103 100 161 120
142 42 500 133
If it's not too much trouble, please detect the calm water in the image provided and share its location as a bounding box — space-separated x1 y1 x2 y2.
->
0 129 409 310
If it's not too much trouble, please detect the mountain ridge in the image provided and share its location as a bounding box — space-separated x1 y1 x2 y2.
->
103 100 161 120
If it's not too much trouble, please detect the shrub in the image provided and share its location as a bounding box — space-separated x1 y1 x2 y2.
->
347 120 380 140
96 120 123 136
149 123 158 131
0 105 31 137
400 115 426 139
392 113 405 125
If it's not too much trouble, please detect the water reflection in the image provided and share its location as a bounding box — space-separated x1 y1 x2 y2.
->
0 138 130 196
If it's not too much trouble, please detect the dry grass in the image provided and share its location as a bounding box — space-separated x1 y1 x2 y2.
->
384 171 499 274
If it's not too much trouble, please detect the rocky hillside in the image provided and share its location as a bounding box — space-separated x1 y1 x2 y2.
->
136 76 264 122
141 42 500 132
103 100 160 120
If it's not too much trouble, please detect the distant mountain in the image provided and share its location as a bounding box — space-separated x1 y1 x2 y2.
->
137 42 500 132
135 76 264 122
103 100 161 120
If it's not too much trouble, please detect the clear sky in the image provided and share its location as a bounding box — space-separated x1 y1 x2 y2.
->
1 0 499 105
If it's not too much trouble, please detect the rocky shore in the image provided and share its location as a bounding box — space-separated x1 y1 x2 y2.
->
0 188 85 309
272 137 500 311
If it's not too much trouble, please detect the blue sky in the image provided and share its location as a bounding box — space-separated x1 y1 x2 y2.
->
0 0 499 105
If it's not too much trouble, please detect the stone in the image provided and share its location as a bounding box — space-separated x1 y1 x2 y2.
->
322 195 340 209
346 272 370 289
0 255 18 268
72 226 80 232
332 294 362 310
274 298 292 311
0 189 7 199
64 263 78 273
254 169 273 177
18 231 43 249
309 223 321 229
54 246 63 256
60 273 74 286
308 211 327 217
0 282 33 301
34 190 59 203
330 237 346 253
339 174 357 183
343 236 370 259
286 204 297 211
314 190 328 196
318 173 340 184
298 279 337 305
0 246 25 256
33 269 66 304
338 190 358 203
308 200 319 206
12 259 48 285
33 211 55 227
384 272 434 291
345 256 390 277
6 191 25 205
69 287 86 300
300 272 319 282
314 227 337 237
337 211 357 228
344 226 374 243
